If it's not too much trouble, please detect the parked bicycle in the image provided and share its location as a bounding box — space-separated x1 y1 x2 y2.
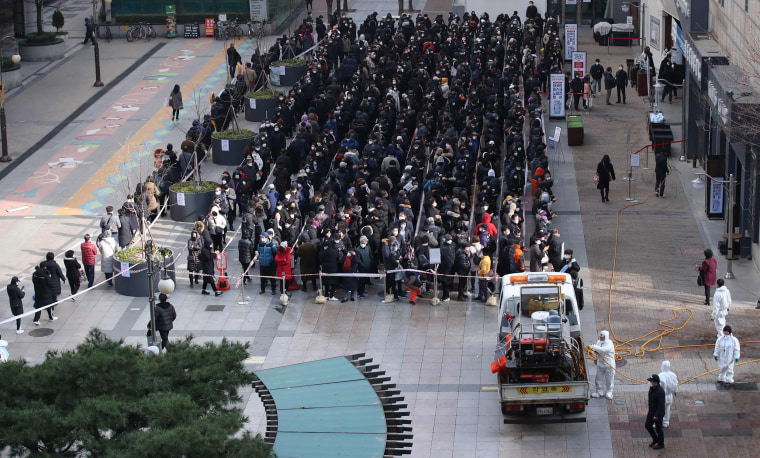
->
125 23 155 42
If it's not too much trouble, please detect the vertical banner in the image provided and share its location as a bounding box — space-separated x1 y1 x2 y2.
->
709 179 724 215
165 4 176 38
565 24 577 60
550 73 566 119
250 0 269 22
571 51 586 78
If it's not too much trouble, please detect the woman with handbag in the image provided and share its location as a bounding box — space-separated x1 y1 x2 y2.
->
63 249 82 300
170 84 183 122
697 249 717 305
596 154 616 202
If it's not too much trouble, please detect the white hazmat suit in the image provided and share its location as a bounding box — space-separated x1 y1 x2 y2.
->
658 360 678 427
714 333 740 384
590 330 616 399
711 286 731 338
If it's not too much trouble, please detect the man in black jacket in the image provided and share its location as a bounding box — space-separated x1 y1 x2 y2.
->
645 374 666 450
590 58 604 96
155 293 177 350
439 234 456 302
569 72 583 111
654 151 669 198
32 263 56 325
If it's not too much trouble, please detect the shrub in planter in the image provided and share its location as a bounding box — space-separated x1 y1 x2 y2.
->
211 129 256 166
271 59 308 66
25 32 58 44
169 180 217 223
113 246 176 297
244 89 283 122
52 10 64 32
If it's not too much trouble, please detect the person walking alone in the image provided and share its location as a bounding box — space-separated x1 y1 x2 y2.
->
645 374 666 450
697 249 717 305
658 361 678 428
711 278 731 338
154 293 177 350
654 151 669 197
596 154 615 202
615 63 628 103
170 84 183 122
714 325 740 387
7 276 25 334
589 330 616 399
227 43 242 79
83 17 95 45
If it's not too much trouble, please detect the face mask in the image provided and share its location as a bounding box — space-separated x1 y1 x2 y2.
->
484 206 488 211
191 235 197 240
222 180 227 185
215 191 221 196
461 205 466 209
392 230 398 236
619 67 623 70
360 243 367 248
400 224 406 229
274 128 279 132
432 202 437 207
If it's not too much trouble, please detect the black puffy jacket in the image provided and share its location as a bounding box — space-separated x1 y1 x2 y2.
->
439 241 456 274
455 248 471 275
32 267 54 307
238 237 255 265
155 301 177 331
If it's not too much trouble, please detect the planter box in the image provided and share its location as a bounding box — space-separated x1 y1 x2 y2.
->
567 115 584 146
169 188 215 222
113 254 176 297
211 135 255 166
271 65 306 87
18 38 65 62
1 64 22 91
244 96 279 122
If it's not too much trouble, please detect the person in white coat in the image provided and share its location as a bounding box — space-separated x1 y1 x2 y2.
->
714 325 740 387
97 232 117 287
711 279 731 338
589 330 616 399
658 360 678 427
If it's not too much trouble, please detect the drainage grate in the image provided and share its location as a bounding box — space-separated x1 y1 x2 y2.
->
28 328 54 337
205 305 225 312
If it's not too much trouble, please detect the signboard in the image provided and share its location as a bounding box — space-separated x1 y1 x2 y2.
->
218 14 227 22
566 0 577 5
221 139 230 151
550 73 566 119
249 0 269 22
176 192 186 206
121 262 130 278
550 126 562 142
626 16 633 25
249 98 256 109
270 65 285 86
564 24 577 60
204 18 215 37
165 4 177 38
710 179 724 214
650 15 661 51
184 23 200 38
429 248 441 265
630 153 640 167
571 51 586 78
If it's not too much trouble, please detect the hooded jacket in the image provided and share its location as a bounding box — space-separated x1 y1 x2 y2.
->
658 361 678 403
7 277 24 311
591 330 616 369
481 213 497 237
155 300 177 331
712 285 731 319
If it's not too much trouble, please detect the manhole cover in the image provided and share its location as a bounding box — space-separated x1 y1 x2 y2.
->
205 305 225 312
616 359 627 367
28 328 54 337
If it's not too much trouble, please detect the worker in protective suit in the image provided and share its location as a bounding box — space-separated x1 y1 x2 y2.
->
589 330 616 399
711 279 731 338
657 360 678 427
714 325 740 387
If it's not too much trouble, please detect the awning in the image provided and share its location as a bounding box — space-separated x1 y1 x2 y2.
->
253 354 412 457
661 0 683 23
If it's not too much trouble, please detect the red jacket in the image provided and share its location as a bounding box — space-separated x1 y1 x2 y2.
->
275 247 293 280
81 241 98 266
699 257 717 286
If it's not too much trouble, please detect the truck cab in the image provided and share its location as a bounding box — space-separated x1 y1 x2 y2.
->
493 273 589 420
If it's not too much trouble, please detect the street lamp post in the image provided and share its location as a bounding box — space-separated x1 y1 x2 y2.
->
0 36 20 163
93 38 103 87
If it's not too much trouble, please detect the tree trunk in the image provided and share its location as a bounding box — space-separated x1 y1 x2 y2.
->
36 0 43 34
342 0 348 12
398 0 403 15
326 0 333 17
407 0 413 11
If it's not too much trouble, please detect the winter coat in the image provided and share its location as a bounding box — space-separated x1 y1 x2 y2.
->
596 160 615 189
187 237 203 272
7 280 24 314
97 237 117 274
43 259 65 296
32 267 54 308
699 257 717 287
143 181 160 211
201 247 216 276
481 213 497 237
477 255 492 278
355 244 373 273
63 257 81 284
342 255 358 291
238 238 255 266
170 90 184 110
319 245 343 285
258 241 278 267
382 242 399 271
81 241 98 266
118 215 133 247
208 211 227 235
275 247 293 280
455 247 471 275
647 384 666 420
295 241 319 275
155 301 177 331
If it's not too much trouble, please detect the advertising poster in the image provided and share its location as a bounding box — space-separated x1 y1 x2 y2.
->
550 73 566 119
571 51 586 78
565 24 577 60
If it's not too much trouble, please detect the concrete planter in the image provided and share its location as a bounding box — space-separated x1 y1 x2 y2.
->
271 65 306 87
1 64 22 91
18 38 65 62
211 135 255 166
168 188 215 223
113 252 176 297
244 96 279 122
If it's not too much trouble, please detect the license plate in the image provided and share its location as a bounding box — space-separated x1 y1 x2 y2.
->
518 385 572 395
536 407 553 415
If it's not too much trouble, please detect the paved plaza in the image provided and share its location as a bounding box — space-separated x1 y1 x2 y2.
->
1 2 760 457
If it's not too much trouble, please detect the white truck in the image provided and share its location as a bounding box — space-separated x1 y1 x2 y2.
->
493 272 589 422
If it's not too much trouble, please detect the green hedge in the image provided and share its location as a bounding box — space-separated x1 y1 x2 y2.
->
113 12 249 24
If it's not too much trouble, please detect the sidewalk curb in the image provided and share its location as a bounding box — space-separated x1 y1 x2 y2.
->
0 42 166 183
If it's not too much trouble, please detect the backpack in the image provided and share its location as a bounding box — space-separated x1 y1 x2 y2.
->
472 249 483 268
343 256 352 271
509 245 524 273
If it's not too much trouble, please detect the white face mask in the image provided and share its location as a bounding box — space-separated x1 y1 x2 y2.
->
360 243 367 247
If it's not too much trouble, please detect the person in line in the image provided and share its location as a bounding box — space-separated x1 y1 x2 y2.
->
603 66 615 105
714 325 740 387
81 234 98 288
200 246 223 296
43 252 66 305
32 262 56 325
100 206 121 235
711 278 731 338
7 276 25 334
275 241 295 294
590 58 604 96
589 330 615 399
63 250 82 301
645 374 666 450
170 84 183 122
658 360 678 428
155 293 177 350
238 231 255 285
258 232 279 295
596 154 615 202
187 230 203 287
615 63 628 104
97 231 117 287
569 72 583 111
697 249 717 305
476 247 492 302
